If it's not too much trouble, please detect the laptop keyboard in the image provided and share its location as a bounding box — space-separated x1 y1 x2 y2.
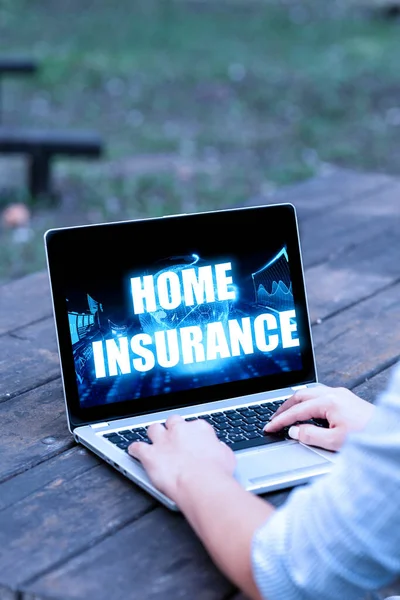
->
101 399 328 453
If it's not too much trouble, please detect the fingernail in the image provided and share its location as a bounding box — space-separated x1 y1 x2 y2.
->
288 426 300 440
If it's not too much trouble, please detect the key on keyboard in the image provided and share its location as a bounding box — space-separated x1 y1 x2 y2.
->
103 401 329 454
103 400 290 453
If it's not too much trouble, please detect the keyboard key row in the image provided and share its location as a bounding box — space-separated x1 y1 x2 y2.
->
102 399 287 451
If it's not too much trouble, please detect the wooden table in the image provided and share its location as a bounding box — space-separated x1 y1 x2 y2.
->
1 167 400 600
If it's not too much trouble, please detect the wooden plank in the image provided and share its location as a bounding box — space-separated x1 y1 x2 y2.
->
21 507 234 600
299 180 400 268
0 457 154 594
0 271 52 335
244 167 392 217
0 169 396 600
9 416 397 599
19 486 306 600
20 488 313 600
312 280 400 388
292 169 392 215
0 379 72 483
305 227 400 323
0 317 60 402
0 446 97 513
352 363 397 403
0 387 291 599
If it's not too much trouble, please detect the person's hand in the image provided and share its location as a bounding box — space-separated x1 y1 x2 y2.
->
264 384 375 451
128 415 236 504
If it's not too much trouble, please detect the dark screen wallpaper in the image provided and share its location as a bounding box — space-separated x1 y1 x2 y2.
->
66 246 303 408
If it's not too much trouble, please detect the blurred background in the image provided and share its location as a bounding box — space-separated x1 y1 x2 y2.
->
0 0 400 284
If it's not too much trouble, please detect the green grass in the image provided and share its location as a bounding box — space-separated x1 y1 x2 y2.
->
1 0 400 282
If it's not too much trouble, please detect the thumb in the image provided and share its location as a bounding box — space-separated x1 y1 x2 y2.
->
288 424 340 451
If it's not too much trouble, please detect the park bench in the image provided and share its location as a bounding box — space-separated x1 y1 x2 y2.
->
0 56 104 198
0 57 38 122
0 127 103 197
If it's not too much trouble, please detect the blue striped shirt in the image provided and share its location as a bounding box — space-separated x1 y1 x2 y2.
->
252 365 400 600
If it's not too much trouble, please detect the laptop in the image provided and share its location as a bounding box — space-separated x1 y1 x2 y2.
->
44 203 336 511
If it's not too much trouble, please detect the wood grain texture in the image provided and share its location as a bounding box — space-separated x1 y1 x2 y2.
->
244 167 392 218
1 169 399 600
21 508 234 600
0 446 97 512
0 378 72 483
0 456 154 592
0 317 59 402
305 227 400 323
0 271 52 335
352 364 397 402
298 180 400 269
312 281 400 388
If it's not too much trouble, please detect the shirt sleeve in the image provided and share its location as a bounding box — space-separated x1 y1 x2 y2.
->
251 365 400 600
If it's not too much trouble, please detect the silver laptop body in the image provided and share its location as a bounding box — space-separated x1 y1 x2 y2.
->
45 204 336 511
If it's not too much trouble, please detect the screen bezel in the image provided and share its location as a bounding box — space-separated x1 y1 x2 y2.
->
45 204 317 429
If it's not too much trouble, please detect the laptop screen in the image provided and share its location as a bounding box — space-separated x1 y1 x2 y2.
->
45 204 316 427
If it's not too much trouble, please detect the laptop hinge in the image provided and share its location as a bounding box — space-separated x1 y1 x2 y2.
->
90 422 109 429
291 385 308 391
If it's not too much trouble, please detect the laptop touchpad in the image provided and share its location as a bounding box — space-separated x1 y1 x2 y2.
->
236 442 330 485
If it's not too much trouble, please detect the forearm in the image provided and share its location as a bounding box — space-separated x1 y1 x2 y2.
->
176 467 275 600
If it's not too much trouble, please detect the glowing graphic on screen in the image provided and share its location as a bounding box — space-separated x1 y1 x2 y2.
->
66 248 302 407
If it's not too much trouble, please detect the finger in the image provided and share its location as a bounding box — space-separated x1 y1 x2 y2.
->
264 397 328 432
271 392 313 420
288 423 341 452
272 385 328 419
165 414 185 429
128 439 153 460
147 422 166 442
